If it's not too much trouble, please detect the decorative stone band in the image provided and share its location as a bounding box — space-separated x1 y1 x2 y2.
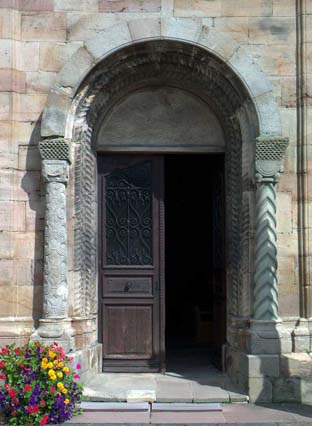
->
255 137 289 183
42 159 68 184
39 138 71 163
253 136 289 322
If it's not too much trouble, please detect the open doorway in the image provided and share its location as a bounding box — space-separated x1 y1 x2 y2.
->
165 154 226 373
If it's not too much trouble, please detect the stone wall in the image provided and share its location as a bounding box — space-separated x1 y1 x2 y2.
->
0 0 311 401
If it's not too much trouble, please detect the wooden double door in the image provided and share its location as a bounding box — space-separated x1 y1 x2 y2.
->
98 154 225 372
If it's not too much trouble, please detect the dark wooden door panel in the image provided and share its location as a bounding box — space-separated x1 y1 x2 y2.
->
98 155 164 372
103 305 153 358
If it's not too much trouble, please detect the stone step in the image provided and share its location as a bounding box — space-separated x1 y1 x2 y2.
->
152 402 222 411
81 402 150 412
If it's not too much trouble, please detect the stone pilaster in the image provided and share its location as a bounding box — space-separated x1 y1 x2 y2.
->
31 139 74 351
248 136 290 355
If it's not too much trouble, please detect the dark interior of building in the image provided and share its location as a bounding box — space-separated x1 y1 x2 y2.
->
165 154 225 371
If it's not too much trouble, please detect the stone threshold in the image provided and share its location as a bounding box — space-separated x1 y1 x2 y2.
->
81 402 223 412
82 372 248 403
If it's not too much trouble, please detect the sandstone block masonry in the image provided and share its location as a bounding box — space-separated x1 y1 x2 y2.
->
0 0 310 404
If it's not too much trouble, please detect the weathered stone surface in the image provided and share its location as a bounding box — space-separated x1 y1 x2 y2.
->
56 47 94 89
54 0 99 11
0 259 33 286
15 41 39 71
276 192 292 233
221 0 273 17
0 169 40 201
0 8 21 39
17 0 54 11
0 39 13 67
248 377 272 403
128 18 161 39
12 93 47 121
161 17 202 40
249 17 296 45
99 0 161 13
21 12 66 42
26 71 57 93
18 145 41 170
174 0 222 17
212 17 249 42
0 286 17 317
198 25 238 60
25 199 45 231
85 23 131 60
273 0 296 17
0 69 26 93
156 379 192 402
273 377 301 403
0 93 11 120
41 90 71 137
241 354 280 378
280 353 312 378
0 232 14 259
229 48 272 98
39 42 83 72
0 200 26 231
255 92 282 135
17 285 42 317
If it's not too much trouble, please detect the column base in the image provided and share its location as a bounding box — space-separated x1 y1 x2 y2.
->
30 318 75 353
246 320 292 354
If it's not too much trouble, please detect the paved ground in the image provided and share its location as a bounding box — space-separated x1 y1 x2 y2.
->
64 402 312 425
83 349 247 403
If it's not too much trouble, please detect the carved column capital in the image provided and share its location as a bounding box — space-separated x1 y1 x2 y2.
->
39 137 72 163
255 136 289 184
42 160 68 184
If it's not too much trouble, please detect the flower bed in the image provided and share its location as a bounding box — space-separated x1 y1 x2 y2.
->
0 342 83 425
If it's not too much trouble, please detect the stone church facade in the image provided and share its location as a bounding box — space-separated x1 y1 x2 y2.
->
0 0 311 404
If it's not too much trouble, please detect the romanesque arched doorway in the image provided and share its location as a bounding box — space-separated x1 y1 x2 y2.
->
35 32 288 400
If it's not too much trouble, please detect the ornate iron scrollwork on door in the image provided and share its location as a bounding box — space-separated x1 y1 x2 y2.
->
105 161 153 265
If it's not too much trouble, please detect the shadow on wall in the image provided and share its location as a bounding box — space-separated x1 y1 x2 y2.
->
255 322 312 406
20 115 44 330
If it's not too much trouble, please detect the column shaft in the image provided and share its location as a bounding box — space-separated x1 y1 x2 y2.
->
253 181 279 321
43 179 68 319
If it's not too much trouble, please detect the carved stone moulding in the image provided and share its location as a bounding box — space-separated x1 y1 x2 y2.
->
39 137 72 163
255 136 289 183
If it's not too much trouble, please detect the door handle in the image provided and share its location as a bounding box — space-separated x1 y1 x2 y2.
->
124 282 132 292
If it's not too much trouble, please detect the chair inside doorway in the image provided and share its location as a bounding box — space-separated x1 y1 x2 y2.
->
165 154 226 374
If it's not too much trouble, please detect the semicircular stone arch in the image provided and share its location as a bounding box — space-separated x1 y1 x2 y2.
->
50 38 262 327
41 18 281 139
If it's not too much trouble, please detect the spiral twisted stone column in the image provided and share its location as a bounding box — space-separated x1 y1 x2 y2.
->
253 136 288 322
254 181 279 320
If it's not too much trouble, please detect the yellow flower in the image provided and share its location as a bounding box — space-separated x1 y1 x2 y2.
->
57 382 64 389
41 363 48 370
48 369 55 376
58 362 64 368
64 398 70 405
42 358 48 363
62 367 70 374
47 362 53 369
57 372 63 379
53 360 59 366
49 351 56 359
50 375 56 381
62 388 68 395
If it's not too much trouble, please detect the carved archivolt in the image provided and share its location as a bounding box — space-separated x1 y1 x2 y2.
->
70 40 259 319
